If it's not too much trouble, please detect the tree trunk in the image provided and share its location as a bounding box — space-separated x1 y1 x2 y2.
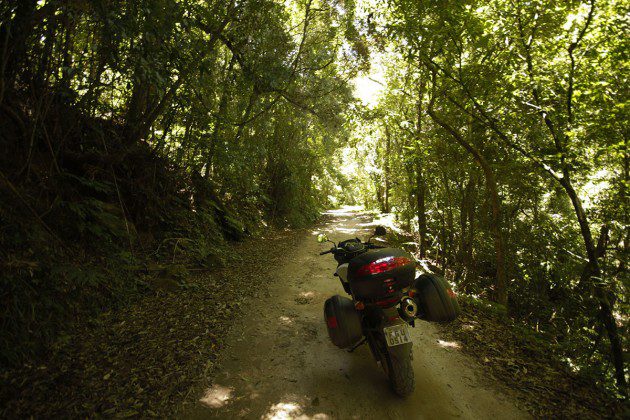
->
415 75 428 258
416 164 427 258
456 176 475 286
1 0 39 88
125 74 154 142
561 177 626 392
206 53 236 179
383 125 391 213
439 168 455 273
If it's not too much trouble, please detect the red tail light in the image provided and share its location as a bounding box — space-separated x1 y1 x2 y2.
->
356 256 413 276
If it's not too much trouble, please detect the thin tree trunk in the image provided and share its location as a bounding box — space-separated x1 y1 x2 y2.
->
383 125 391 213
1 0 39 87
206 53 236 179
416 165 427 258
456 176 475 285
562 176 626 392
415 75 428 258
233 86 258 145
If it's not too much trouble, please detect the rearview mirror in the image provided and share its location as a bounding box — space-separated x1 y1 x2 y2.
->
374 226 387 237
317 234 329 243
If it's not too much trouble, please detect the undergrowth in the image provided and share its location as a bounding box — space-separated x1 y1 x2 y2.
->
0 95 321 369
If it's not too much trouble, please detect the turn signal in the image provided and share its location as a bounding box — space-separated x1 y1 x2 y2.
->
355 301 365 310
356 256 413 276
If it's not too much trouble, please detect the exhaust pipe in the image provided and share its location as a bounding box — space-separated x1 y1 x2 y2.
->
399 297 418 319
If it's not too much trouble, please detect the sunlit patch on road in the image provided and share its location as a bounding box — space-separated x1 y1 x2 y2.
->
437 339 461 349
199 384 233 408
262 400 331 420
332 227 359 234
262 401 301 419
323 206 364 217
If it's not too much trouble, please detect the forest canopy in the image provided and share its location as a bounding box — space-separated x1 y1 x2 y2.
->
0 0 627 399
341 0 628 393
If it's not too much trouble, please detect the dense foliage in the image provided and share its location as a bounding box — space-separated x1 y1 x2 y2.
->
0 0 361 366
1 0 626 400
343 0 627 394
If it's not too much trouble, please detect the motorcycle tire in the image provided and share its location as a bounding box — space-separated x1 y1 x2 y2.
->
383 346 415 397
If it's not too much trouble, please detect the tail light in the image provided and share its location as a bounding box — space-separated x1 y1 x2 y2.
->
356 256 413 276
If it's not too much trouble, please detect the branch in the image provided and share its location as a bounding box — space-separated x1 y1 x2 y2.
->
442 82 565 183
567 0 595 124
514 2 563 148
419 49 565 183
279 91 322 118
290 0 313 75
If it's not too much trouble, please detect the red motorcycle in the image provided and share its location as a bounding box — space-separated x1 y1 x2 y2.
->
318 226 459 396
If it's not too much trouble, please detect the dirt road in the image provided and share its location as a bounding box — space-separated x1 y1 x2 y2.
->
184 209 529 419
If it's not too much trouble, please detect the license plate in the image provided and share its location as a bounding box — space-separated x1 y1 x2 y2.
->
383 323 411 347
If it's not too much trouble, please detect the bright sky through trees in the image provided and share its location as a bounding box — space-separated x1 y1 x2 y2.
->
352 74 383 107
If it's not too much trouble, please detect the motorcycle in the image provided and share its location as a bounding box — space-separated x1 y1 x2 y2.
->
318 226 460 397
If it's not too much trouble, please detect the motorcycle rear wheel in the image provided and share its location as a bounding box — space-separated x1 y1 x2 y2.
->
382 346 415 397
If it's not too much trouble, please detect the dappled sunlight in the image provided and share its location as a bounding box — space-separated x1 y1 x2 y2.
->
333 227 362 235
400 241 419 249
199 384 234 408
437 339 461 349
262 400 331 420
4 0 625 414
417 260 433 273
323 206 364 217
311 207 374 241
371 213 404 233
262 401 302 419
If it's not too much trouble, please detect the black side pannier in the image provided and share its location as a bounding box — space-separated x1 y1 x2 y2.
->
413 274 460 322
324 295 362 349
